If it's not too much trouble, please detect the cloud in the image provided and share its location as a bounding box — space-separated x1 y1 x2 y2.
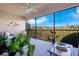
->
76 7 79 14
36 17 47 23
27 17 47 24
55 23 68 27
72 7 79 19
27 19 35 24
68 21 79 25
72 13 79 19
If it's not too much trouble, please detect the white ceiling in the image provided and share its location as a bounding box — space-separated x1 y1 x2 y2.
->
0 3 79 20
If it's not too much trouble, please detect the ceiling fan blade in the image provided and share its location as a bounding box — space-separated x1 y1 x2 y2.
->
18 3 37 13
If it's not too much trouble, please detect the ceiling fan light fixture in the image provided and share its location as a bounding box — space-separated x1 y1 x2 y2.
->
26 8 37 13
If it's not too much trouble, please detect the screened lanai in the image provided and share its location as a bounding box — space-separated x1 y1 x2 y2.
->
26 5 79 47
26 4 79 56
0 3 79 56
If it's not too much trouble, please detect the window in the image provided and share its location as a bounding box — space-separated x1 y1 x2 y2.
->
55 6 79 43
36 13 54 41
26 18 36 38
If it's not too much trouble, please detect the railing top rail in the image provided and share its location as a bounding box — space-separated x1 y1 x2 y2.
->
26 29 79 31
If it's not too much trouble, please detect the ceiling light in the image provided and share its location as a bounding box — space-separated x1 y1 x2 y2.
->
18 3 37 13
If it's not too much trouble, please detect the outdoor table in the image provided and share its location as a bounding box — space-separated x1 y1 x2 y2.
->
48 42 78 56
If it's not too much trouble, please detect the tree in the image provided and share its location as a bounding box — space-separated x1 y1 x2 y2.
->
26 22 31 30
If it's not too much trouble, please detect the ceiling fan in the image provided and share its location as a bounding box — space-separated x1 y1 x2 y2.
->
19 3 37 13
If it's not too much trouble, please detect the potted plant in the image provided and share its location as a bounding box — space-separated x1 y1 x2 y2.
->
9 37 20 56
9 33 35 56
0 34 9 55
27 43 35 56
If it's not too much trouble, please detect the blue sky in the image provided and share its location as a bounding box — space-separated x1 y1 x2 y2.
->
27 7 79 27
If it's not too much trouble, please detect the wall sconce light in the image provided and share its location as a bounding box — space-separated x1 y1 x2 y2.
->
7 22 20 27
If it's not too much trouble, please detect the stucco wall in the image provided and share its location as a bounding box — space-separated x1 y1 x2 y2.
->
0 12 25 34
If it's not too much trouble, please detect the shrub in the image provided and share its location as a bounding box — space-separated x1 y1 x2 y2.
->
61 33 79 48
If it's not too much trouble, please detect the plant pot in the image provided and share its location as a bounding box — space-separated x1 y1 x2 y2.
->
0 52 3 55
9 51 16 56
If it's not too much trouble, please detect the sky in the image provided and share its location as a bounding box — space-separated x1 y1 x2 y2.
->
27 6 79 27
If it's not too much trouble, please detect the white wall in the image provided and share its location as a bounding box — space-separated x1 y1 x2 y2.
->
0 12 25 34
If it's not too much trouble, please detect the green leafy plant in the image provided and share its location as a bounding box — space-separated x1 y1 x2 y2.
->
27 44 35 56
0 34 9 55
9 33 35 56
61 33 79 48
9 37 20 52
